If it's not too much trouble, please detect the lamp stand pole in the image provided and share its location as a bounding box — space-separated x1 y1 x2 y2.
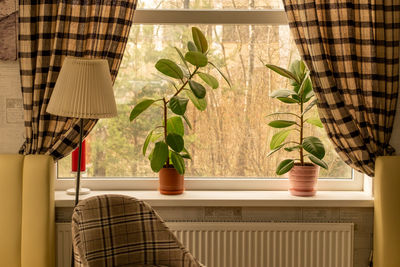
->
71 119 83 267
75 119 84 206
66 123 90 197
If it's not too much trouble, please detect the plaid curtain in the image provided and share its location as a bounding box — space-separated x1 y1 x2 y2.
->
283 0 400 176
18 0 137 160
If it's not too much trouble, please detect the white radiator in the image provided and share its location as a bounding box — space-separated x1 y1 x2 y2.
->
56 222 354 267
56 223 73 267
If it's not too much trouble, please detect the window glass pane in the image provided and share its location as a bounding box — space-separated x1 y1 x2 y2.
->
58 24 352 179
138 0 284 10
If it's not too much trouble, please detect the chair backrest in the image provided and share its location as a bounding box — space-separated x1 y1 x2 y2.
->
0 154 55 267
72 194 202 267
374 156 400 267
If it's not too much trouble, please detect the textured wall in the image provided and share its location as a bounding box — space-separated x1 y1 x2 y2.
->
0 0 21 154
0 60 24 153
0 0 18 60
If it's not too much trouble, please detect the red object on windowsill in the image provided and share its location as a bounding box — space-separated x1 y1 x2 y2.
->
71 139 86 172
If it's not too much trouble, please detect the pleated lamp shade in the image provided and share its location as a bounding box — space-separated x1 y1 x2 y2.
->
47 57 117 119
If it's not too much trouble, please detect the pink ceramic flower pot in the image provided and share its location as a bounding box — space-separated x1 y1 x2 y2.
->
288 164 319 197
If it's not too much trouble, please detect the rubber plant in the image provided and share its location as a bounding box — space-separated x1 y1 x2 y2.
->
265 60 328 176
129 27 229 177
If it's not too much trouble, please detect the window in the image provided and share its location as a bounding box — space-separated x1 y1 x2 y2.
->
57 0 362 191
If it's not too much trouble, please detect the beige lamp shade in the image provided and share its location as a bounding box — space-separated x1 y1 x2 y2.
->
47 57 117 119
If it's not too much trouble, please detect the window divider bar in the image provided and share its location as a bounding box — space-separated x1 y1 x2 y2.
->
133 9 288 25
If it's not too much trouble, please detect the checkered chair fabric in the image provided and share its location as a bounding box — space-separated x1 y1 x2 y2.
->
18 0 137 160
72 195 203 267
283 0 400 176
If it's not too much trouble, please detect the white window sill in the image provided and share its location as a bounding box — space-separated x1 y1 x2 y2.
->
55 190 373 208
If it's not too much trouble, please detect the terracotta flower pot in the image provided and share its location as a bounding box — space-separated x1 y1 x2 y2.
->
159 166 184 195
288 164 319 197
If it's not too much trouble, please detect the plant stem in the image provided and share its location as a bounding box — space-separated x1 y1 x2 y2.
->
163 66 200 167
166 67 199 104
163 97 170 166
300 101 304 165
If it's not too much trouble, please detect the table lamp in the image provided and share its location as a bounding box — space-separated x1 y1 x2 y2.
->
47 57 117 206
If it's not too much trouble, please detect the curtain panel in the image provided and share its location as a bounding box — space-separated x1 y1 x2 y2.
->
283 0 400 176
18 0 137 160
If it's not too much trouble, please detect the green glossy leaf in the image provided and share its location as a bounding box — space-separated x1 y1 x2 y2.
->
267 144 284 157
185 51 208 67
142 130 153 156
166 133 184 152
181 147 192 160
187 41 198 52
148 150 153 161
268 120 297 128
182 114 192 129
198 72 219 89
276 159 295 175
270 89 297 98
301 78 313 100
266 112 300 118
302 99 317 115
293 83 300 93
297 71 310 97
265 64 300 84
290 60 306 82
284 145 302 152
169 96 189 115
306 117 323 128
304 89 315 102
308 155 328 169
171 151 185 174
302 136 325 159
150 142 169 172
174 47 189 71
189 80 206 99
130 99 156 121
292 94 302 102
155 59 183 79
181 153 192 159
186 91 207 111
270 129 292 149
277 97 299 104
209 62 231 87
150 132 163 142
167 116 184 136
192 27 208 53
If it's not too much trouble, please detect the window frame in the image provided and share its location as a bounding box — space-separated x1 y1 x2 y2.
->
55 8 364 191
55 171 364 191
133 9 288 25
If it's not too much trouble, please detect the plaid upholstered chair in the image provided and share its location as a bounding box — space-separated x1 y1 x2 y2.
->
72 194 203 267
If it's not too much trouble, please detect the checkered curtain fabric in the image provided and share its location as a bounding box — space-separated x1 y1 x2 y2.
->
283 0 400 176
18 0 137 160
72 195 203 267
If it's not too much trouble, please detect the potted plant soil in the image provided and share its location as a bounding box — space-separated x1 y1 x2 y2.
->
265 60 328 196
130 27 229 195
